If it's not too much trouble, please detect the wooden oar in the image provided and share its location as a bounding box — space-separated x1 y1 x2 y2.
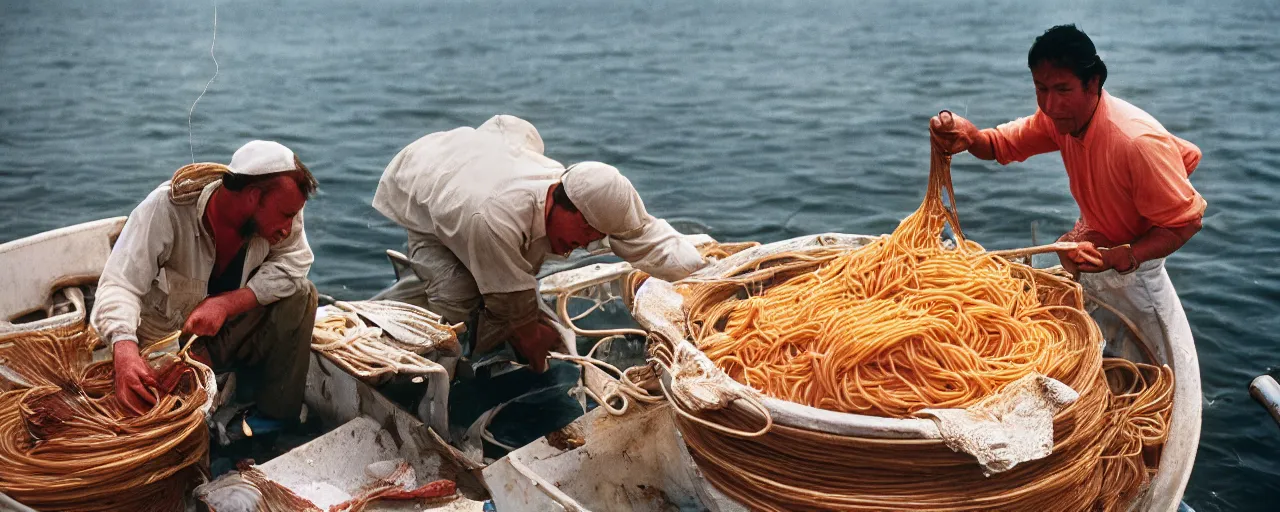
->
990 241 1084 261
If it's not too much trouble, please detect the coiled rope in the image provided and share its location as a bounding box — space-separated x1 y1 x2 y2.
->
660 148 1175 510
0 328 212 511
310 301 459 386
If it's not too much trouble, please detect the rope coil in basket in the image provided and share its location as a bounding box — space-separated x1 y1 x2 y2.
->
0 327 213 511
641 149 1175 511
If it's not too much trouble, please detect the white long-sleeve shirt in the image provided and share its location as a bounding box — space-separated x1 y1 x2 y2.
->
372 115 703 296
91 181 313 345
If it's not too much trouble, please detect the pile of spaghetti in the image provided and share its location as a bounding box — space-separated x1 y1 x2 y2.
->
668 149 1175 511
0 327 210 511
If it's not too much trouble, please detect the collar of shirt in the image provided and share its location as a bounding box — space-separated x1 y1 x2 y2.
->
530 181 550 244
1076 89 1112 148
194 180 221 241
519 151 565 252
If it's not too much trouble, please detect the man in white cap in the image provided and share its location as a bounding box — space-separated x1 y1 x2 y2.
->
92 141 319 431
374 115 705 372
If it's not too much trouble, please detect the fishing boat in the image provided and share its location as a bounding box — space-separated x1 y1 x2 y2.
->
0 218 1202 511
0 217 496 511
487 233 1203 512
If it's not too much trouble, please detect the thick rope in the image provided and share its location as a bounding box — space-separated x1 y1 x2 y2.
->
550 351 666 416
310 309 448 385
0 328 210 511
169 162 231 205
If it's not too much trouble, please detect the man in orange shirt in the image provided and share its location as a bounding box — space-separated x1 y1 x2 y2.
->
929 25 1205 359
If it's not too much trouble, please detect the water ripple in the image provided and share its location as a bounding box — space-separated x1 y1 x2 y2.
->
2 0 1278 508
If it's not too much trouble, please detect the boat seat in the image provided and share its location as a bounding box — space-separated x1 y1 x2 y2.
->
385 249 416 281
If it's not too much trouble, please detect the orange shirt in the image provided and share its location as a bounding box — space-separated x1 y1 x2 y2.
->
982 90 1206 244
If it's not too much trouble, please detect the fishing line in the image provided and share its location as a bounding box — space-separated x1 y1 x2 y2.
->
187 0 219 164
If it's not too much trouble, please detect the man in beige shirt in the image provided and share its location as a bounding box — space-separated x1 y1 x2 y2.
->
374 115 705 372
92 141 318 429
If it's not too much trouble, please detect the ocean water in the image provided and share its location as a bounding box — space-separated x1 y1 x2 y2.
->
2 0 1278 509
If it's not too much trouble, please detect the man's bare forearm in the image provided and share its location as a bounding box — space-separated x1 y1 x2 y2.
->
968 128 997 161
1129 219 1202 264
216 288 263 318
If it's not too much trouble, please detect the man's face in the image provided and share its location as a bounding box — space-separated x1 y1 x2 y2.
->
546 206 605 257
250 178 306 245
1032 62 1100 136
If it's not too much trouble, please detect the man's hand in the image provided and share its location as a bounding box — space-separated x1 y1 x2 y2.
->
1055 249 1080 277
1056 223 1116 277
183 295 232 336
183 288 259 337
511 318 561 374
1065 242 1137 274
113 340 158 416
929 111 982 156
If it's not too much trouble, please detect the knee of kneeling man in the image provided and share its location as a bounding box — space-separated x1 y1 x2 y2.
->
271 281 319 314
430 280 481 307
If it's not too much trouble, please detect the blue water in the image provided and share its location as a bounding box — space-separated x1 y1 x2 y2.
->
2 0 1278 509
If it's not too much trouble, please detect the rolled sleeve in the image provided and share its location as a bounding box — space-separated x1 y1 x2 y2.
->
1174 136 1202 177
609 217 706 282
246 210 314 305
983 110 1059 165
91 192 174 346
1129 134 1207 228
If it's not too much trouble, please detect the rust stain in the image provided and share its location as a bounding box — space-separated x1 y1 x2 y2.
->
546 423 586 451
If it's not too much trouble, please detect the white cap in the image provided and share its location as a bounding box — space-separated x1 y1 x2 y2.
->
228 140 297 176
562 161 648 236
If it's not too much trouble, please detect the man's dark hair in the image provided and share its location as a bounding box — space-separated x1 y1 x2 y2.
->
1028 24 1107 91
551 182 579 212
222 156 319 199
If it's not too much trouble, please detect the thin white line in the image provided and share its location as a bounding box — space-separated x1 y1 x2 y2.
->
188 0 219 164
